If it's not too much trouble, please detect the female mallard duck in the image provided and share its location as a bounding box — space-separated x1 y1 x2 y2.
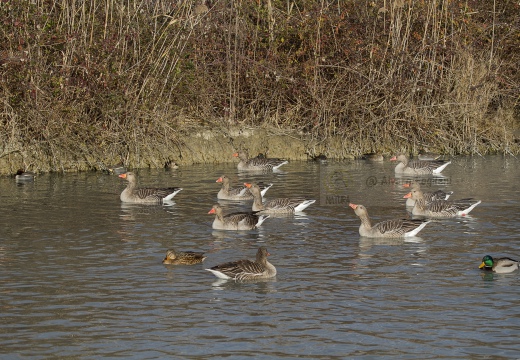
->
205 247 276 281
390 153 450 175
349 203 430 238
216 175 272 200
162 248 206 265
118 172 182 203
244 182 315 214
417 149 441 161
233 150 288 171
403 180 453 207
208 204 269 230
404 189 481 218
360 153 383 162
479 255 519 274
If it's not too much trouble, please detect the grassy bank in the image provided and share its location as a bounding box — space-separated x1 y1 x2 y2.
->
0 0 519 174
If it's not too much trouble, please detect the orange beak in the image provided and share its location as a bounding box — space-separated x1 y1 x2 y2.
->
403 183 410 188
118 173 127 179
232 152 239 157
349 203 358 210
244 183 252 188
403 192 412 199
216 177 223 183
389 156 397 161
208 208 216 214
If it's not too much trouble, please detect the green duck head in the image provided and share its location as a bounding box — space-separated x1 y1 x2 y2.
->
479 255 494 269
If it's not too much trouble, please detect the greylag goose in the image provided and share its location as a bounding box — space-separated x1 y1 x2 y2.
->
162 248 206 265
216 175 272 200
15 169 35 182
208 204 269 230
118 172 182 203
205 247 276 281
233 150 288 171
479 255 519 274
404 189 481 218
390 154 450 175
403 180 453 207
349 203 430 238
244 182 315 214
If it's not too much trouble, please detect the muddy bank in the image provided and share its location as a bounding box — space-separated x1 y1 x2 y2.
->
0 127 359 176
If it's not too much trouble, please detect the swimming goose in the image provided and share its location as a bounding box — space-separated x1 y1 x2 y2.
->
349 203 430 238
208 204 269 230
479 255 519 274
205 247 276 281
390 154 450 175
118 172 182 203
404 189 481 218
216 175 272 200
15 169 35 182
233 150 288 171
162 248 207 265
403 180 453 207
244 182 315 214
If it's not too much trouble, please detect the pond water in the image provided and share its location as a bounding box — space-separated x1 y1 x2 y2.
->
1 156 519 359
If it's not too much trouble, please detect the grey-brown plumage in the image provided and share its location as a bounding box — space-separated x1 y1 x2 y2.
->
417 150 441 161
405 189 481 218
205 247 277 281
208 204 269 230
162 248 206 265
349 203 430 238
245 182 315 214
233 150 288 171
216 175 272 200
403 180 453 207
118 172 182 203
390 154 450 175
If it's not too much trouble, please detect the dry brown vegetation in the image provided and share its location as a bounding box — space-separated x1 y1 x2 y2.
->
1 0 519 173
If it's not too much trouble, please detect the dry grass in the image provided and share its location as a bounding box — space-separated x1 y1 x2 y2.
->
0 0 518 173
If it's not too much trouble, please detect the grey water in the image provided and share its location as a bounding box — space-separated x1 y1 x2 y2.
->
1 156 519 359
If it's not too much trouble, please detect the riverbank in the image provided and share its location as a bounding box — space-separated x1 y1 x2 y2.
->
1 1 519 176
2 123 519 177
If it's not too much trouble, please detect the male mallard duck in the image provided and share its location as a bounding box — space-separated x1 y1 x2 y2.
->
479 255 519 274
390 153 450 175
118 172 182 203
233 150 288 171
15 169 35 182
208 204 269 230
107 164 127 175
205 247 276 281
404 189 481 218
349 203 430 238
244 182 315 214
162 248 206 265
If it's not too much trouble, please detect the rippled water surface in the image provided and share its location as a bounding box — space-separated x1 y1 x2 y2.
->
1 156 519 359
